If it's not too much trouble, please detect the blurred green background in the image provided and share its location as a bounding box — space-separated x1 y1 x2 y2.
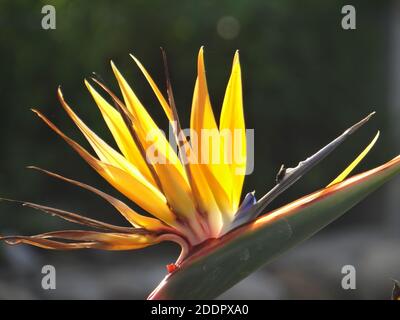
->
0 0 399 299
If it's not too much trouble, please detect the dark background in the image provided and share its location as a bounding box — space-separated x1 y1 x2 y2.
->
0 0 399 299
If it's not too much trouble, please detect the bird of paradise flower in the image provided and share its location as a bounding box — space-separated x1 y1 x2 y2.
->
1 47 399 299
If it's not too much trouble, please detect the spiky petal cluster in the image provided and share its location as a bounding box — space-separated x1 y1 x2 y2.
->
0 48 382 263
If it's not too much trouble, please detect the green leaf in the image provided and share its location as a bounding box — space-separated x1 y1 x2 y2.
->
149 156 400 300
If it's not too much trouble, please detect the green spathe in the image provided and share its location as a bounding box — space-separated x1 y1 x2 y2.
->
149 155 400 299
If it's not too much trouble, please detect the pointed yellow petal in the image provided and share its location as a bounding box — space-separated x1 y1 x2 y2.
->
84 80 156 185
190 47 218 136
129 54 174 122
190 47 219 176
190 48 229 187
326 131 380 187
219 51 246 212
31 109 178 228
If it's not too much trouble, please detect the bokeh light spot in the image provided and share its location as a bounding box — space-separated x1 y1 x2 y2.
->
217 16 240 40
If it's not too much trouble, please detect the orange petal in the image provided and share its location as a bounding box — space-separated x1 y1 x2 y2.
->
190 47 233 219
1 230 158 251
28 166 169 232
0 197 136 233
